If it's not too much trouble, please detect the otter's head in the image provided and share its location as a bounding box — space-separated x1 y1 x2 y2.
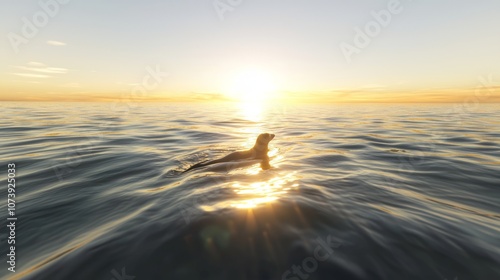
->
254 133 275 152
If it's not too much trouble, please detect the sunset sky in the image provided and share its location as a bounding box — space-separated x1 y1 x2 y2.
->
1 0 499 102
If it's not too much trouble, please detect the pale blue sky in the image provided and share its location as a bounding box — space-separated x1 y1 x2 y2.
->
1 0 499 101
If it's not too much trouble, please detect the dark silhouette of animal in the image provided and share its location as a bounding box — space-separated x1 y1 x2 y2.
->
184 133 275 172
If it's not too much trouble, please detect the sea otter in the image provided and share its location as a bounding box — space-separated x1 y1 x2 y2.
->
183 133 275 172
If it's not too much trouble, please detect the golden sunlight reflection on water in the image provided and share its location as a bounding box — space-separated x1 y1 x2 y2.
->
198 101 294 210
230 171 298 209
198 169 298 211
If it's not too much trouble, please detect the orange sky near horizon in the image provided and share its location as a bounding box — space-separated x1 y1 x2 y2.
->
1 86 499 103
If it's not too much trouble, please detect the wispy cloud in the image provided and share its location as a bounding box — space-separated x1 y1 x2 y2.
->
12 73 51 78
27 61 45 66
46 40 66 46
16 66 68 74
11 62 69 79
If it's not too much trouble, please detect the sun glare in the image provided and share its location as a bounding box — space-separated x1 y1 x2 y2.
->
230 171 299 209
227 70 276 103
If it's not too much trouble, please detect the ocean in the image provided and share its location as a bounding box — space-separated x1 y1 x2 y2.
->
0 102 499 280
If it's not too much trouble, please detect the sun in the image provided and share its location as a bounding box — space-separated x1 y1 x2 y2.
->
226 70 276 103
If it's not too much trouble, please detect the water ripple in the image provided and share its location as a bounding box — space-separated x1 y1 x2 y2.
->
1 103 499 280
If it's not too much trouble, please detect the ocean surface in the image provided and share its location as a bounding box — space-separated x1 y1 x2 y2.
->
1 102 499 280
